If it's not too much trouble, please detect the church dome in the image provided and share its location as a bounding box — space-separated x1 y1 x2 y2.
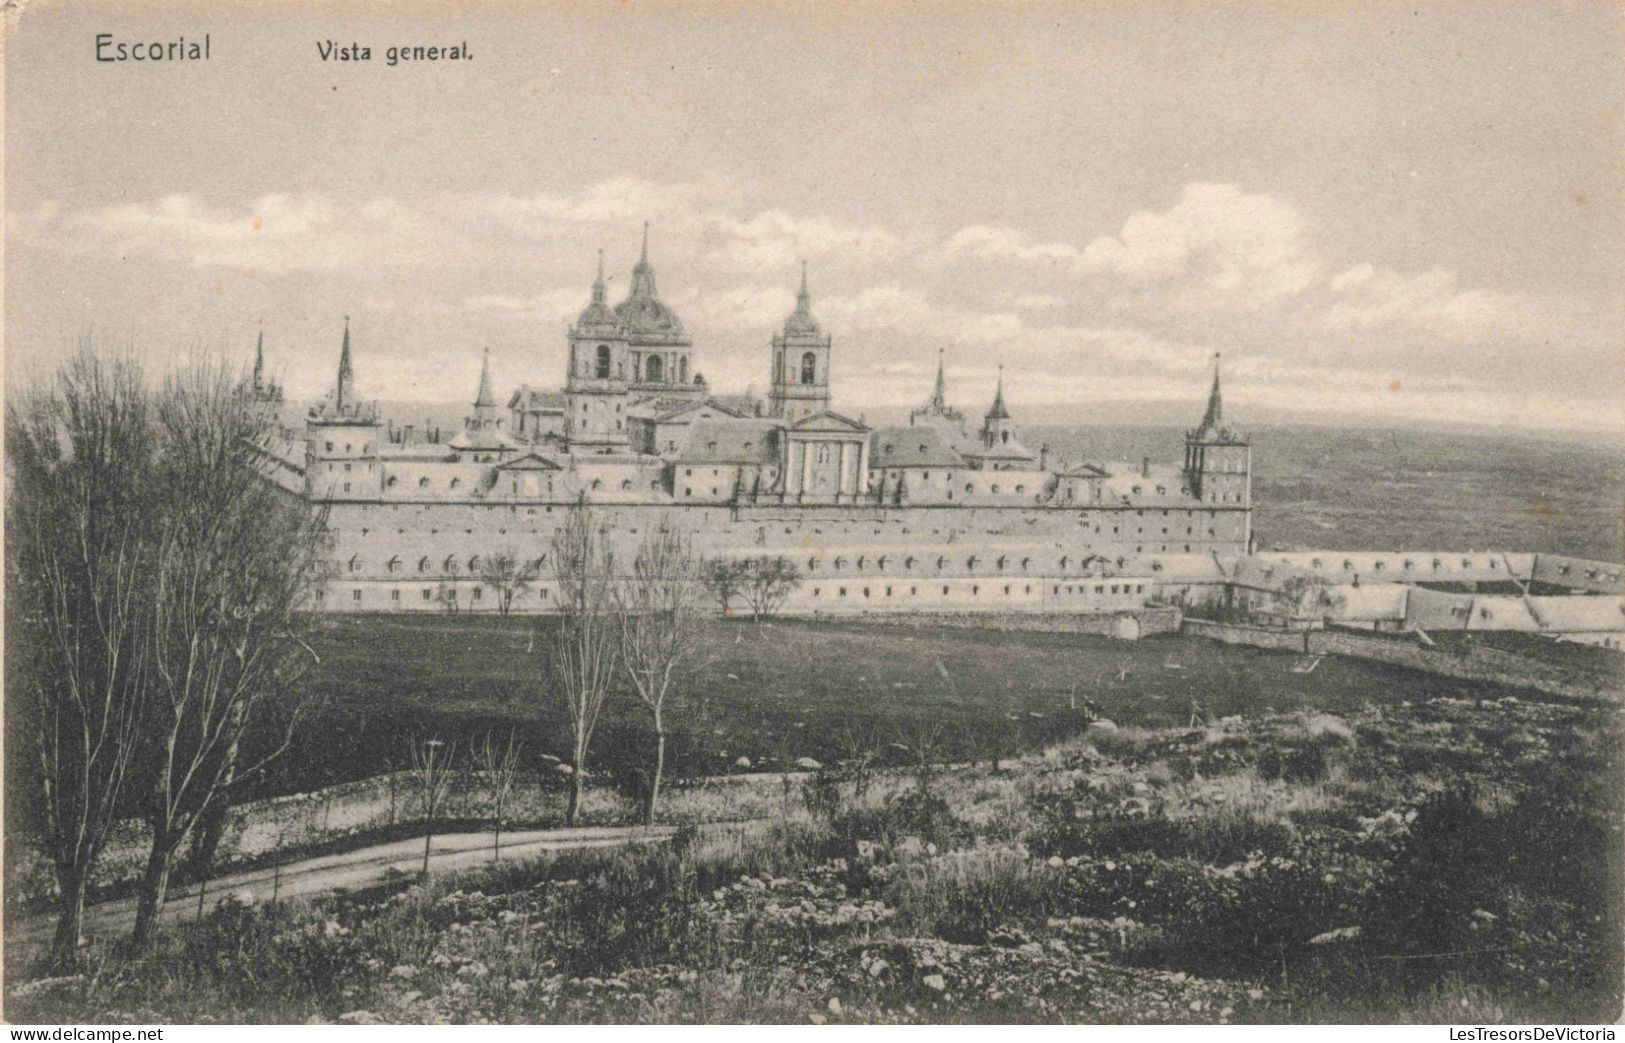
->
612 224 687 339
613 293 684 337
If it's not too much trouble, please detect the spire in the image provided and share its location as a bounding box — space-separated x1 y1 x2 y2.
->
475 348 496 408
987 365 1010 420
796 260 810 314
783 260 822 335
336 315 354 410
253 323 265 389
1197 352 1223 435
930 348 947 409
591 248 606 305
629 222 657 299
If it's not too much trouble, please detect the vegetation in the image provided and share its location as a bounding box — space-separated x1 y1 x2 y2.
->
4 350 329 963
8 695 1618 1024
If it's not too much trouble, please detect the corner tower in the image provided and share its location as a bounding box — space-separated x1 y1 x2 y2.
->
1183 353 1252 536
304 316 383 499
768 262 832 422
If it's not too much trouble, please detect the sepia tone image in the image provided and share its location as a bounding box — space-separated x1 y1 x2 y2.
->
4 0 1622 1027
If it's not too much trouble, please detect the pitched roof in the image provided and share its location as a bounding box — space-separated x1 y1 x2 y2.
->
673 419 781 465
869 425 965 468
788 410 869 433
507 385 566 411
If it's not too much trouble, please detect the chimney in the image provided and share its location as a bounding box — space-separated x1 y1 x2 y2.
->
1141 456 1151 479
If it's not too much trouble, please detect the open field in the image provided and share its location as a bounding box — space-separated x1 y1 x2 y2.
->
260 614 1589 799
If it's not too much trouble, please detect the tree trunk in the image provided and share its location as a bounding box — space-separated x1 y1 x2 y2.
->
49 864 87 971
421 826 433 875
131 840 175 950
645 714 666 826
565 766 584 827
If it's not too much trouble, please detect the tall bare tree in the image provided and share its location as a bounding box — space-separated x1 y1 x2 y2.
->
473 729 524 860
478 550 541 616
612 520 701 824
127 359 329 948
539 498 617 826
410 736 457 874
5 349 157 968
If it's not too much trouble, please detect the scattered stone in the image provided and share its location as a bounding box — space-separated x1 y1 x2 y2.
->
923 973 947 992
795 757 823 770
1308 925 1362 945
338 1010 384 1024
390 965 419 979
828 996 842 1014
1088 719 1118 734
734 756 752 769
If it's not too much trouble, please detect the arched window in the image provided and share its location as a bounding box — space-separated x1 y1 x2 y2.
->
595 345 611 379
386 556 400 573
679 357 689 382
646 355 664 383
469 555 481 573
816 444 832 465
417 556 431 573
1002 430 1010 444
386 475 398 488
444 556 459 574
620 478 632 491
418 476 429 487
801 352 817 385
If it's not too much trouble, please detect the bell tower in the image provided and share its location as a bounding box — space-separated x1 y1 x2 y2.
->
768 262 832 422
1183 352 1252 543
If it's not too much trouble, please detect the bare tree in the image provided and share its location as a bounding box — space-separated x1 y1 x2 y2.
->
699 557 745 616
4 349 157 968
127 359 329 949
473 729 524 860
612 521 701 824
479 550 541 616
410 736 457 874
741 555 802 623
539 498 617 826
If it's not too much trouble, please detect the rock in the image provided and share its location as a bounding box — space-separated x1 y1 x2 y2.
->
553 763 574 776
1087 719 1118 734
1130 781 1152 796
390 965 419 979
795 757 823 770
338 1011 384 1025
539 754 561 765
1308 925 1362 945
895 835 926 858
867 959 889 978
734 756 752 769
828 997 842 1014
922 974 946 992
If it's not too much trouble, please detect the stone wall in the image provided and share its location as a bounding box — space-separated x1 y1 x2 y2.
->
858 605 1183 637
1179 618 1617 702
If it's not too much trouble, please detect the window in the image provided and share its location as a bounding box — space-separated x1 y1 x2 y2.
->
801 352 817 384
352 589 362 601
472 588 482 601
422 589 432 601
595 345 611 379
646 355 664 382
391 590 401 602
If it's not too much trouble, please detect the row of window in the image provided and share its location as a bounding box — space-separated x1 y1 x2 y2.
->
807 581 1147 600
323 586 553 603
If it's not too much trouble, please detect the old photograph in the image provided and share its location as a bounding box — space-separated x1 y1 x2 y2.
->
4 0 1622 1028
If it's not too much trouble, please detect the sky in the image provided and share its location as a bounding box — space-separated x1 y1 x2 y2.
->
7 0 1624 437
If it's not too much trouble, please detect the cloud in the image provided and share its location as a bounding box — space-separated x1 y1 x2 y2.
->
1322 263 1515 335
1080 182 1320 308
59 193 435 274
464 288 585 324
695 210 908 269
938 225 1084 267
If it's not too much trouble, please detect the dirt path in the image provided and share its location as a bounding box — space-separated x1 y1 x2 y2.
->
10 821 759 948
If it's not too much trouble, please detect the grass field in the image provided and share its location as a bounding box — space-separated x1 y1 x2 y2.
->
264 614 1563 800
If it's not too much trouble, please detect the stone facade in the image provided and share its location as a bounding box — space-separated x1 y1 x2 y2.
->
268 236 1258 614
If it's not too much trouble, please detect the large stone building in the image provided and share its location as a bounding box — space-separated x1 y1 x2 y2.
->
262 234 1260 615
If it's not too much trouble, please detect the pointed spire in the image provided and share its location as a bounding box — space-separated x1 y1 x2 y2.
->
987 365 1010 420
796 260 810 313
930 347 948 408
336 315 354 410
1197 351 1223 435
253 322 265 388
475 348 496 408
629 222 657 299
591 248 606 304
